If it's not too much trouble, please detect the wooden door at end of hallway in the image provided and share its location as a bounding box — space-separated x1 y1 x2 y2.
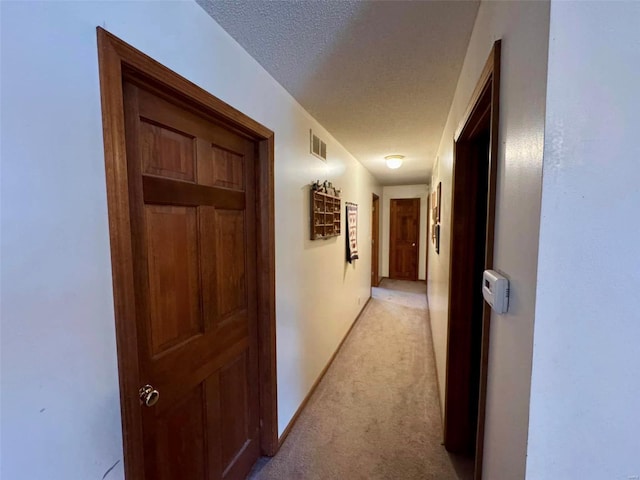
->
371 194 380 288
124 79 260 480
389 198 420 281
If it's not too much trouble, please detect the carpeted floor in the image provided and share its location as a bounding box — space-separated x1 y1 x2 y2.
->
249 279 473 480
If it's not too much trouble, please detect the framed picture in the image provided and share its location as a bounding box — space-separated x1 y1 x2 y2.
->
431 191 437 222
436 182 442 223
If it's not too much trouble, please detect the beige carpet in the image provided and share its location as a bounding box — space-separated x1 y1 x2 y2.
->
250 279 473 480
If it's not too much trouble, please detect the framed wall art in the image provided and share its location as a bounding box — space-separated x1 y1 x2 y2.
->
436 182 442 222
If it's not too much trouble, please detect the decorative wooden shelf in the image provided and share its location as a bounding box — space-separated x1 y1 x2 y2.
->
310 190 341 240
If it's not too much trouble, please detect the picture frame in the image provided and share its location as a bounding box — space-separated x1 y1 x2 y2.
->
436 182 442 223
431 191 437 222
430 182 442 253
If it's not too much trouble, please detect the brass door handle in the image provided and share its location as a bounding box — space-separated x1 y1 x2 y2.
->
139 384 160 407
412 243 416 247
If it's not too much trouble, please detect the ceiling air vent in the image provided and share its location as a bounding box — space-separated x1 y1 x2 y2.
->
310 130 327 161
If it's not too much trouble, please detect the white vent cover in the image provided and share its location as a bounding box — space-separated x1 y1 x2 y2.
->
310 130 327 161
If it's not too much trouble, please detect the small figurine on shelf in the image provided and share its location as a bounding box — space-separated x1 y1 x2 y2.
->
311 180 341 197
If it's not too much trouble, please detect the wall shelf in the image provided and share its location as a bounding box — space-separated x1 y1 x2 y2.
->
310 190 341 240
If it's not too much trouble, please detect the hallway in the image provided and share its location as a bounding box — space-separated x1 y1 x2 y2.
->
251 280 472 480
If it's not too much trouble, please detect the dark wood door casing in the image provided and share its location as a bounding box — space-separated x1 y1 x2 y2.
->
425 193 430 288
389 198 420 281
97 28 277 480
371 194 380 288
443 40 501 480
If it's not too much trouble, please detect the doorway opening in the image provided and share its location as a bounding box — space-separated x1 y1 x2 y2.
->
425 192 430 288
371 193 381 290
389 198 420 281
97 28 277 480
443 40 501 480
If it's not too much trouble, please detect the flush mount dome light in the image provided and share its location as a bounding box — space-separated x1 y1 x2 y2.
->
385 155 404 169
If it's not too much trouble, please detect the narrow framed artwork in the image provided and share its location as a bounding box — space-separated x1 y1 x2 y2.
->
436 182 442 222
346 202 359 263
431 191 438 222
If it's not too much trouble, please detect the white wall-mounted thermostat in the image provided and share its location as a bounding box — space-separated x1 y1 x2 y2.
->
482 270 510 314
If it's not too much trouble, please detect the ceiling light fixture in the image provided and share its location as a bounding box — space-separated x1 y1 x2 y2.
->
385 155 404 170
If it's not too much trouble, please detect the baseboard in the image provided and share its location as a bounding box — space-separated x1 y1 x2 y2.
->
277 296 372 448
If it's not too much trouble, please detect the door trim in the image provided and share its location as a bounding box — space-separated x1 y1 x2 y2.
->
96 28 278 479
471 39 500 480
425 192 430 291
371 193 380 290
444 40 501 480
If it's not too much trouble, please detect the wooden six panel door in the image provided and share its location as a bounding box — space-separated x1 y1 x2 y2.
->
123 77 260 480
389 198 420 281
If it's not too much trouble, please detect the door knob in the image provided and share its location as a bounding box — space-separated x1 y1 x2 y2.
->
139 384 160 407
412 243 416 247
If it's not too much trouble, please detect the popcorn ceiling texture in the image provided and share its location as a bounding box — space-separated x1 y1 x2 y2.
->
197 0 479 185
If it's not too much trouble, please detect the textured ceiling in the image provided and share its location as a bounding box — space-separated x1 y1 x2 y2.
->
197 0 479 185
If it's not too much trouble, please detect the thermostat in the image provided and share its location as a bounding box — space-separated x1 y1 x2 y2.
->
482 270 510 314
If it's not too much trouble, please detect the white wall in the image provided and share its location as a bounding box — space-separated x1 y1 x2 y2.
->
527 2 640 478
427 1 550 478
0 2 379 479
381 184 428 280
